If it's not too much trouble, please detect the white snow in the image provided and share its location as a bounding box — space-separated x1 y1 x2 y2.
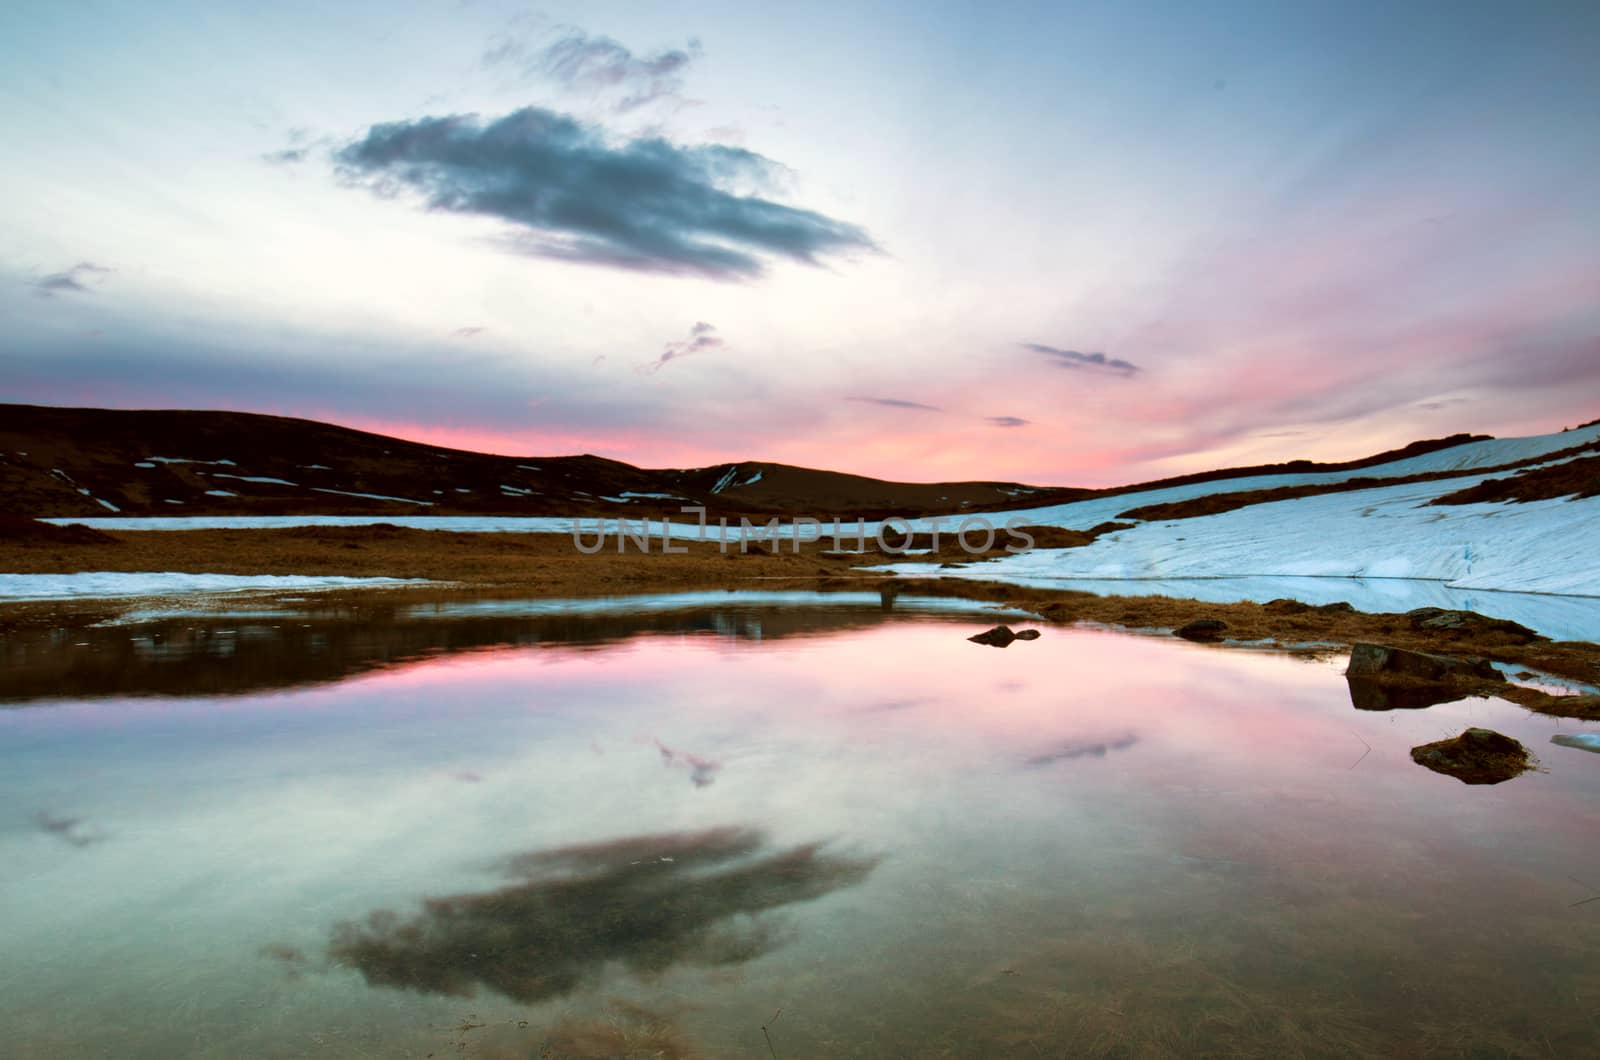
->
710 467 739 493
618 491 685 500
163 499 183 505
93 498 120 512
134 461 157 468
516 464 542 471
302 464 331 470
742 471 765 486
210 473 298 486
0 573 424 601
147 457 236 465
310 488 434 506
205 489 238 498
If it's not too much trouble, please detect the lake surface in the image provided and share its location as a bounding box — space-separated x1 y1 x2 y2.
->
3 592 1598 1057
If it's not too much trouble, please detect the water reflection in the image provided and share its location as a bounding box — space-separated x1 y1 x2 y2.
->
1 595 1597 1057
324 827 878 1004
1022 732 1138 767
0 592 1029 705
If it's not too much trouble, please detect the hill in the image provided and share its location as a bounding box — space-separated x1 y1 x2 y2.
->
0 402 1489 520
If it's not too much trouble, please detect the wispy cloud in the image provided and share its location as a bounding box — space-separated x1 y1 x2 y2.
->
485 27 701 113
848 396 942 412
1024 342 1139 376
451 326 486 339
262 148 308 165
640 321 723 374
32 262 111 298
334 107 877 280
987 415 1029 427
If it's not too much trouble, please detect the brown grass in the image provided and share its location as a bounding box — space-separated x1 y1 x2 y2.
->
1430 453 1600 504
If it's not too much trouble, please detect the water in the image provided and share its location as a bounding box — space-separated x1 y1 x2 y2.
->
2 592 1598 1057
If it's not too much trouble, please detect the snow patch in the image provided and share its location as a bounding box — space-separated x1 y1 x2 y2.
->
211 473 298 486
0 572 425 602
311 488 434 506
147 457 236 466
205 490 238 497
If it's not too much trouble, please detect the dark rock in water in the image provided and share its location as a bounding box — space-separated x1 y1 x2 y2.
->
1346 643 1503 683
1346 679 1466 711
1345 643 1505 711
1404 607 1538 642
968 625 1041 647
1175 619 1228 642
1410 728 1535 784
1551 733 1600 755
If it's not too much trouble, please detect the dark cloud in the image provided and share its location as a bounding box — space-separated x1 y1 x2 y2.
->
333 107 877 280
847 396 942 412
1024 342 1139 376
323 827 878 1003
451 326 486 339
987 415 1029 428
640 321 722 374
486 28 701 113
32 262 111 298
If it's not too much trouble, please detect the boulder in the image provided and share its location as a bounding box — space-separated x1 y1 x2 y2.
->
1404 608 1538 642
1346 643 1503 683
1410 728 1535 784
968 625 1041 647
1175 619 1228 642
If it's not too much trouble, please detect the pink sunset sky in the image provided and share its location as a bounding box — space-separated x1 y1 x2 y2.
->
3 2 1597 487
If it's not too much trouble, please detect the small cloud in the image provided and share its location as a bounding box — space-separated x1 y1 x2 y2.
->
32 810 106 848
262 148 308 165
847 396 943 412
654 739 721 788
485 27 701 113
452 326 486 339
987 415 1029 428
1023 342 1139 377
639 321 723 374
33 262 111 298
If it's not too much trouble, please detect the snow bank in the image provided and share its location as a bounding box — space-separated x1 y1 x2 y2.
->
0 573 424 601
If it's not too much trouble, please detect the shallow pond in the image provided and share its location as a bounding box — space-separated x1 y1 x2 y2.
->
2 592 1598 1057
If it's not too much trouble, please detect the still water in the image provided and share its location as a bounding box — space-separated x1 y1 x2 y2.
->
2 592 1598 1058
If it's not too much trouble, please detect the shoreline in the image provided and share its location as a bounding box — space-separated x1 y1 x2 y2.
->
3 526 1597 720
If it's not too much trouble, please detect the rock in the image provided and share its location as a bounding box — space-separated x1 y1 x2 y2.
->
1404 608 1538 642
1345 680 1465 711
1346 643 1504 683
968 625 1040 647
1264 599 1312 614
1551 733 1600 755
1410 728 1535 784
1175 619 1228 642
1315 601 1356 614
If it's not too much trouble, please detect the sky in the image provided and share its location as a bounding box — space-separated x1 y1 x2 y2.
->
2 0 1598 487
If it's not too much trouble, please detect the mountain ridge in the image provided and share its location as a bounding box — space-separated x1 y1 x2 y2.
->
0 401 1493 519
